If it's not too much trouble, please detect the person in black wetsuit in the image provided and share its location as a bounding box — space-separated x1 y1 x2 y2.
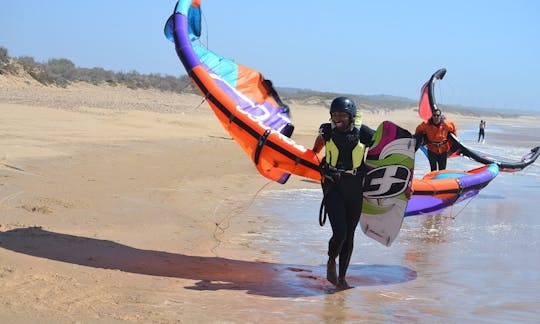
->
478 119 486 142
313 96 374 289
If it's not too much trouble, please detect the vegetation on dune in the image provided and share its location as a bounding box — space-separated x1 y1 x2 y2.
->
0 45 417 113
0 46 528 118
0 46 196 94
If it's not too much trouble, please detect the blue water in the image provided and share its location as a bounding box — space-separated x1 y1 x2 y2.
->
248 123 540 322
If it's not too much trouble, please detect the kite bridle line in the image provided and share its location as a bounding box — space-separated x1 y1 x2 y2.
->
210 180 273 257
444 193 477 220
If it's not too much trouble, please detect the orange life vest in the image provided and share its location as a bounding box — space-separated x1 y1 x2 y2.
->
415 117 457 154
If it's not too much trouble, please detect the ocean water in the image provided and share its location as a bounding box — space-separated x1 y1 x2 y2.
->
248 123 540 322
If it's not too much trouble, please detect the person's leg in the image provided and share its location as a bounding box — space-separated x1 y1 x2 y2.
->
336 214 359 289
438 152 447 170
335 177 363 289
324 187 346 285
427 150 438 171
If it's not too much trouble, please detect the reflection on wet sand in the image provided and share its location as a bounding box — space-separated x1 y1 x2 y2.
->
419 213 448 244
323 292 347 322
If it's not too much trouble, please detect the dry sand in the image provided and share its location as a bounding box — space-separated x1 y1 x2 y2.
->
1 78 536 322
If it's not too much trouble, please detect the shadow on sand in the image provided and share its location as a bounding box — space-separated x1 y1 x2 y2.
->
0 227 416 297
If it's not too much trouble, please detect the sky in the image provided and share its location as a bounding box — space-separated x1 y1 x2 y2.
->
1 0 539 112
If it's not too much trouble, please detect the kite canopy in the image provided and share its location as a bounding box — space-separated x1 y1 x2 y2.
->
164 2 503 219
417 68 539 172
448 134 540 172
164 0 321 184
406 163 499 216
418 68 446 122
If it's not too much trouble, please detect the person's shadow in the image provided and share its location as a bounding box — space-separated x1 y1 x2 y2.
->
0 227 416 297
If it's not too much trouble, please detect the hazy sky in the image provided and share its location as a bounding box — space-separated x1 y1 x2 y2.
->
1 0 539 111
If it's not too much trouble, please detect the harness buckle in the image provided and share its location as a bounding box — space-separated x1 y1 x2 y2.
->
321 164 358 182
430 140 448 147
343 168 357 176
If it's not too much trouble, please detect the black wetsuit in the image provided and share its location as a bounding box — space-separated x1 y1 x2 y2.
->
319 123 374 279
478 121 485 142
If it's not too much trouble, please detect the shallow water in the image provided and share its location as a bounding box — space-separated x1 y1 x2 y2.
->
249 124 540 322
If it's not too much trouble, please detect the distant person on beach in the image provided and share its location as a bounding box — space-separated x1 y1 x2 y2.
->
414 108 457 171
313 96 374 290
478 120 486 142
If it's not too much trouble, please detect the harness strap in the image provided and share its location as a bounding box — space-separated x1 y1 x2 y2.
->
254 129 271 164
319 198 327 226
429 139 448 147
326 165 358 176
319 180 332 226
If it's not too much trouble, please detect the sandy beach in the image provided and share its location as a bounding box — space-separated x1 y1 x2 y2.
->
1 77 538 322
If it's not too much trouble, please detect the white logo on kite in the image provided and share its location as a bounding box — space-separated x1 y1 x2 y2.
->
364 165 411 198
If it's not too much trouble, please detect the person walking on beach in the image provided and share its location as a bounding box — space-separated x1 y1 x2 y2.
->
478 119 486 142
313 96 374 289
414 108 457 171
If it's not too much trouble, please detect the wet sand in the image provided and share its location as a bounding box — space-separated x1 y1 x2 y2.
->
252 124 540 322
1 77 539 322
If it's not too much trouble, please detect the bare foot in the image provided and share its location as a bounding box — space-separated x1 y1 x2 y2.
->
326 259 337 285
336 277 352 290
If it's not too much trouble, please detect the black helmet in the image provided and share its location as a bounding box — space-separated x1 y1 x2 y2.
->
330 97 357 117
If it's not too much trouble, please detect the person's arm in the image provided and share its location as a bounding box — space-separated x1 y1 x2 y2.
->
313 124 329 153
450 121 457 136
359 124 375 146
415 122 425 135
313 134 325 153
413 134 427 151
414 123 426 151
